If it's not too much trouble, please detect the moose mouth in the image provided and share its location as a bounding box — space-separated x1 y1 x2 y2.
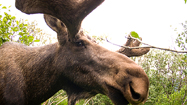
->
107 85 129 105
106 83 141 105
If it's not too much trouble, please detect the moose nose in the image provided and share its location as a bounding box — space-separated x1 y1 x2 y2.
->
129 83 141 100
127 76 149 104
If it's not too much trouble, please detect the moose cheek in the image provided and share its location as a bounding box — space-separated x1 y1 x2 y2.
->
76 66 90 75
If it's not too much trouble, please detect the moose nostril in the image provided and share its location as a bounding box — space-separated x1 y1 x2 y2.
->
130 85 140 100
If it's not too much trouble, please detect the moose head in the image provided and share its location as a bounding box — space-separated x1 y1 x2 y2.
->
0 0 149 105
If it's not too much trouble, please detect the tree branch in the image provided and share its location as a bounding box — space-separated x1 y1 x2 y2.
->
182 98 187 105
105 37 187 53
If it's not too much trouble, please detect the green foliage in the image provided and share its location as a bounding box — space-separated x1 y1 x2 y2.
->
133 49 187 105
25 20 57 46
42 90 68 105
185 0 187 4
87 94 113 105
0 4 40 46
41 90 87 105
176 21 187 50
155 86 186 105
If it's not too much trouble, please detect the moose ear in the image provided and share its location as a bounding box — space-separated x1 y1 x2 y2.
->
44 14 67 34
44 14 68 45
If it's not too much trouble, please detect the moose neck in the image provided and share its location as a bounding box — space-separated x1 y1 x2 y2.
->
19 43 67 104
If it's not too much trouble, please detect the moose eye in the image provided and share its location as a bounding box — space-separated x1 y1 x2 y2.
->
75 41 85 47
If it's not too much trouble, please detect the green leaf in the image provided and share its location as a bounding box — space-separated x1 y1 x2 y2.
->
24 24 28 26
28 36 34 41
4 12 8 16
34 39 40 42
28 36 34 39
23 27 27 33
3 17 7 22
11 16 16 20
12 27 19 32
8 22 11 26
28 36 34 43
16 20 19 25
2 6 7 9
19 32 24 36
19 24 23 28
130 31 140 39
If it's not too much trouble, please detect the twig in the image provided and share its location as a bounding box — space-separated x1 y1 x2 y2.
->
105 38 187 53
182 98 187 105
182 87 187 105
83 98 92 105
55 97 67 105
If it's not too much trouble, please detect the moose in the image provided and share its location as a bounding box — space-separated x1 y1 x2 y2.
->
0 0 150 105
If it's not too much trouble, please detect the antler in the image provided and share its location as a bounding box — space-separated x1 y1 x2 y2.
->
15 0 104 39
117 35 150 57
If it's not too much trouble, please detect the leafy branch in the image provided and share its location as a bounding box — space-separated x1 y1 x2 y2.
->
105 32 187 53
0 4 40 46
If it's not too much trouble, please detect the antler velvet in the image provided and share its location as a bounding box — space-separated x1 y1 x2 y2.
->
15 0 104 39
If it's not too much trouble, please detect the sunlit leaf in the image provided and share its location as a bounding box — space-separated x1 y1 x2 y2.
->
28 36 34 42
19 24 23 28
19 32 24 36
4 12 8 16
16 20 19 25
23 27 27 33
24 24 28 26
3 17 7 22
28 36 34 41
8 22 11 26
130 31 140 39
34 39 40 42
11 16 16 20
13 27 19 32
2 6 7 9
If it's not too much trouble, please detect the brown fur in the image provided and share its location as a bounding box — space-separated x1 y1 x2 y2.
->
0 0 149 105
